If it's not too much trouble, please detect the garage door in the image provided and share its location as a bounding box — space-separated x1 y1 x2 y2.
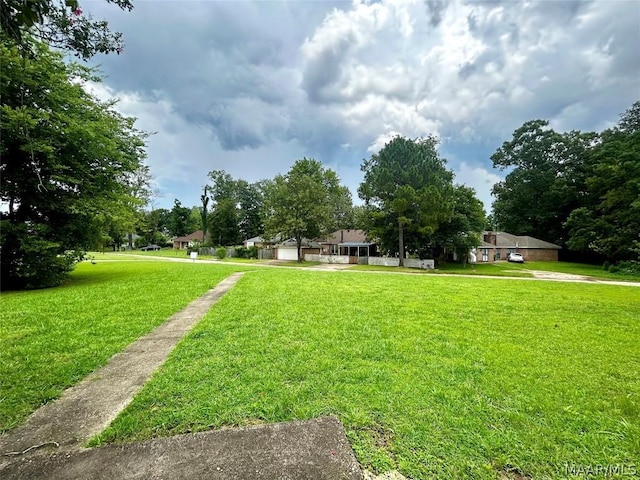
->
277 247 299 261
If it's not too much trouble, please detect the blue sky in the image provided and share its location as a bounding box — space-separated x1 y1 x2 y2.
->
83 0 640 213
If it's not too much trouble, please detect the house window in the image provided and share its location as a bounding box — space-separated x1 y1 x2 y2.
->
495 250 501 260
482 249 488 262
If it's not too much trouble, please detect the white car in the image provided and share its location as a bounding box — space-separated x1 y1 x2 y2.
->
507 252 524 263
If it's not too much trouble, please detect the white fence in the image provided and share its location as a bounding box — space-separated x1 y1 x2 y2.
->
304 254 350 264
403 258 435 269
305 255 435 269
367 257 400 267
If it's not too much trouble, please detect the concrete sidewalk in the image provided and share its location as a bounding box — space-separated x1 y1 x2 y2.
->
0 272 366 479
1 417 362 480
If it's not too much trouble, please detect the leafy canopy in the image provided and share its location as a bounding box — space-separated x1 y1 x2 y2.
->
359 135 454 264
0 39 148 289
1 0 132 59
264 158 352 261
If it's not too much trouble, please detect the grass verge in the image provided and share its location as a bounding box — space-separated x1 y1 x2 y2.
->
92 269 640 479
351 262 533 277
0 260 246 432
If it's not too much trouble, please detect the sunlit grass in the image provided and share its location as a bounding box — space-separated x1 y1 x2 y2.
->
0 261 246 432
351 262 533 277
93 269 640 479
508 261 640 281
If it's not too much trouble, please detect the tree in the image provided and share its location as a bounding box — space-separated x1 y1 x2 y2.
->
430 185 486 266
1 0 132 59
264 158 348 262
199 186 210 243
166 199 194 237
358 135 454 266
236 179 266 241
490 120 595 246
210 197 240 246
202 171 269 245
206 170 240 245
0 39 148 289
565 104 640 262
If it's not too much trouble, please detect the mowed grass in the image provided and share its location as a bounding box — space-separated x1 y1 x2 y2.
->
93 269 640 479
352 262 533 277
0 260 246 433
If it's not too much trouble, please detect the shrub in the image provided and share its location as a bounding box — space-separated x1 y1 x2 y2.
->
602 261 610 271
248 245 259 259
608 265 620 273
216 247 227 260
617 260 640 275
0 222 83 290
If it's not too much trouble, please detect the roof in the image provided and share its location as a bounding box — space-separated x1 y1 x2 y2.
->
276 238 321 248
173 230 207 242
317 229 370 244
480 231 561 249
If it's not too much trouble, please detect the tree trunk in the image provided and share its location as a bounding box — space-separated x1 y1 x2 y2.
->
297 237 302 263
398 219 404 267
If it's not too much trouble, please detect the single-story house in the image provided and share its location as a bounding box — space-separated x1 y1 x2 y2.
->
274 238 321 261
172 230 208 250
242 236 276 249
474 231 561 262
316 229 377 258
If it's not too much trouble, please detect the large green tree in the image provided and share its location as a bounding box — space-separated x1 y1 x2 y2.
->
0 39 148 289
166 199 195 237
565 102 640 262
491 120 595 246
206 170 240 246
358 135 454 266
236 179 266 241
430 185 486 266
264 158 350 262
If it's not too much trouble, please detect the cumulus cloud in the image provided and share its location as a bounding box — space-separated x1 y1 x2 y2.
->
80 0 638 212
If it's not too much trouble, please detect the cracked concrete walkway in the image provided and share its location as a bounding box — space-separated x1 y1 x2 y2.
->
0 272 365 480
0 272 245 463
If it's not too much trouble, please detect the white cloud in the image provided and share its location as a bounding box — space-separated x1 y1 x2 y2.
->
79 0 638 213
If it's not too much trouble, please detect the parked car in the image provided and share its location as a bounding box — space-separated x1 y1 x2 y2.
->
140 244 161 251
507 252 524 263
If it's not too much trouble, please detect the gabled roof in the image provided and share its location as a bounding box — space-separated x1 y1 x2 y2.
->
317 229 370 244
244 236 277 244
481 231 561 249
276 238 321 248
173 230 207 242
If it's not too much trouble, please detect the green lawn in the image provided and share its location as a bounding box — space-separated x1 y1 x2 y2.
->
352 262 533 277
0 260 247 433
90 268 640 479
353 260 640 282
507 261 640 282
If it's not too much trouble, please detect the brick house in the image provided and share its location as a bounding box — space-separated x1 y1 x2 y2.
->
474 231 561 262
172 230 208 250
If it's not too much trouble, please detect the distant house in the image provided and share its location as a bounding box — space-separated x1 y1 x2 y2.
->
474 231 561 262
274 238 321 261
317 229 377 258
172 230 207 250
242 236 276 249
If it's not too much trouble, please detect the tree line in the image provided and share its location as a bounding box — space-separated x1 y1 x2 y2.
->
3 1 636 289
134 136 486 268
491 101 639 264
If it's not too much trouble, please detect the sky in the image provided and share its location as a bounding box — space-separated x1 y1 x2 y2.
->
82 0 640 213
